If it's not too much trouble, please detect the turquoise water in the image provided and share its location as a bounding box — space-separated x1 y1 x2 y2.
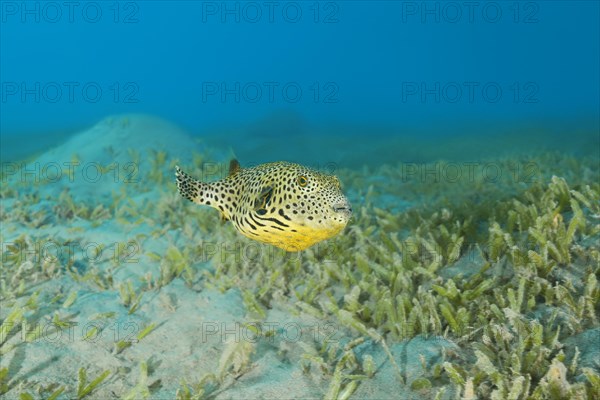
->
1 2 599 399
1 1 599 155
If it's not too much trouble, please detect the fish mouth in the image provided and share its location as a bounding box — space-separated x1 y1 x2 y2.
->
332 203 353 214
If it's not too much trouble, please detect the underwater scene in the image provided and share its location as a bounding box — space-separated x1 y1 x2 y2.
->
1 1 599 399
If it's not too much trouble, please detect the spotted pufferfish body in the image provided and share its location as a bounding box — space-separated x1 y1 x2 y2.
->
175 160 352 251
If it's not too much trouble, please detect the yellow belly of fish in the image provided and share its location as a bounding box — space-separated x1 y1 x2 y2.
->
239 224 344 251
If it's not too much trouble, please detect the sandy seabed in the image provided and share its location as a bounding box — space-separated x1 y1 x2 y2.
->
1 114 599 399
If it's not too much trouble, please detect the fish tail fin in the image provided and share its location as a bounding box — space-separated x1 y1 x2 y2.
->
175 165 209 205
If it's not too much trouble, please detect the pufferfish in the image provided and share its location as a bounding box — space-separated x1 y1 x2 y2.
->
175 160 352 251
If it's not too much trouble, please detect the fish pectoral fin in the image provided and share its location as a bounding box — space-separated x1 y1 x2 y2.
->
253 186 274 213
220 212 229 224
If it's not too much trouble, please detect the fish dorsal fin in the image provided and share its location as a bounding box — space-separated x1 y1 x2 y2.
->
229 159 241 176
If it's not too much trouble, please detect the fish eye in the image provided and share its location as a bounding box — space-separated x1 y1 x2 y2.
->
297 175 308 187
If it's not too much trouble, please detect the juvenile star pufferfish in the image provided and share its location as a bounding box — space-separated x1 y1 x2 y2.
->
175 160 352 251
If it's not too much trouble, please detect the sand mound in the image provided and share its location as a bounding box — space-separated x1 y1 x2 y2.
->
36 114 197 167
27 114 219 203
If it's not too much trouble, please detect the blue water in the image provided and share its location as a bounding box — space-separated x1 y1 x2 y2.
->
1 1 598 145
2 3 600 399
